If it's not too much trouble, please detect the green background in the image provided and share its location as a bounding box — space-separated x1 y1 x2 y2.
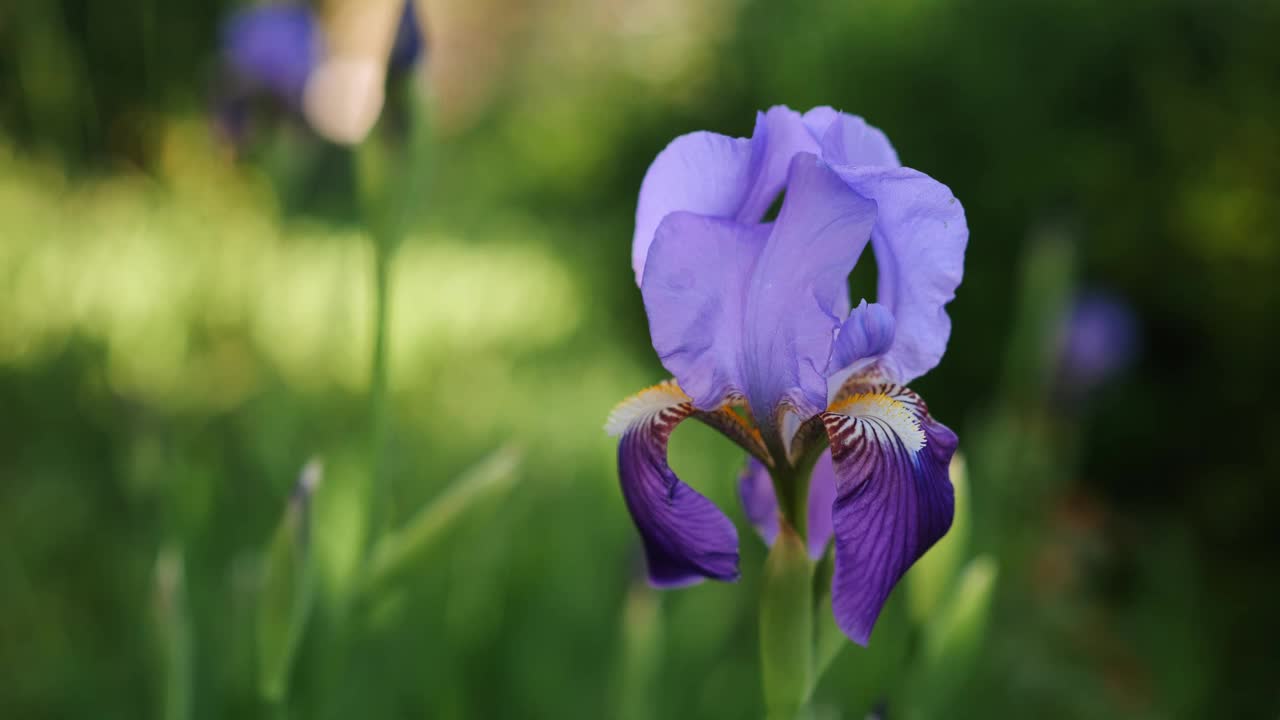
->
2 1 1277 717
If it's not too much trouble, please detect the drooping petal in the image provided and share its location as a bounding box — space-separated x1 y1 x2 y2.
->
632 107 818 284
829 299 896 374
829 166 967 385
642 214 770 410
742 153 878 425
822 385 957 645
606 382 740 587
738 451 837 560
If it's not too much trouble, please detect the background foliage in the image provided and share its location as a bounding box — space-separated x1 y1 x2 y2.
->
2 0 1277 717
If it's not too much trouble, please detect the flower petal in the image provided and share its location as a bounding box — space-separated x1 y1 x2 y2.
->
738 451 837 560
829 299 896 374
830 166 967 385
822 385 957 645
642 214 770 410
606 382 740 587
743 153 878 425
632 107 818 284
813 110 901 168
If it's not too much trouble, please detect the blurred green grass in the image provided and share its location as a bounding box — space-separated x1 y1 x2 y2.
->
2 0 1279 718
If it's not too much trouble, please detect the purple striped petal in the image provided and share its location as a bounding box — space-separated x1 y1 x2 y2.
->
822 385 957 645
632 107 819 284
738 451 837 560
829 166 967 385
606 382 740 587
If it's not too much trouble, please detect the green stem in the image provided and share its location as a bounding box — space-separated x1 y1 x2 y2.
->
769 437 825 548
759 525 814 720
367 230 395 546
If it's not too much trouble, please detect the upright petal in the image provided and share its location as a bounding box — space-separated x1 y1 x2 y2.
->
829 299 896 374
743 153 878 426
632 107 818 283
606 382 740 587
642 214 770 410
738 451 837 560
822 385 957 645
800 108 902 169
737 106 824 223
830 166 967 385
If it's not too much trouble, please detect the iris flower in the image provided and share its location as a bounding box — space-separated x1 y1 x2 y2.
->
1056 290 1138 393
606 106 968 644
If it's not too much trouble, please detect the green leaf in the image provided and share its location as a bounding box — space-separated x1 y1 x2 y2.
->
257 460 322 703
760 524 814 720
906 452 970 624
909 554 1000 716
613 584 663 720
362 445 522 594
923 554 998 666
809 546 844 692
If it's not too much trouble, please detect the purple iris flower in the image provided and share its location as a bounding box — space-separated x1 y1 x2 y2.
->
1055 290 1138 392
216 2 423 142
606 106 967 645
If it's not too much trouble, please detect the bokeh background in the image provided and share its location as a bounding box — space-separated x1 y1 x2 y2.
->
2 1 1278 718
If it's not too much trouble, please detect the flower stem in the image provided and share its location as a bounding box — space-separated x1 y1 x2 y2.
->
367 226 395 543
356 89 430 557
770 439 823 547
760 524 814 720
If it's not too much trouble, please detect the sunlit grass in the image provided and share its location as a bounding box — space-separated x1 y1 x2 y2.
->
0 130 583 411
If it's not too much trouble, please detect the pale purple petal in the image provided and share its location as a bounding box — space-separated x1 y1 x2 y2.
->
822 385 957 644
632 132 753 284
738 451 837 560
743 153 877 424
815 111 901 168
632 107 818 284
829 299 896 373
830 166 967 385
642 214 770 409
737 106 823 222
800 106 840 142
609 383 740 587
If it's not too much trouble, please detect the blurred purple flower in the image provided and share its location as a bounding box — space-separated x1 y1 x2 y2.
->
606 106 968 645
1056 291 1139 391
215 2 423 143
